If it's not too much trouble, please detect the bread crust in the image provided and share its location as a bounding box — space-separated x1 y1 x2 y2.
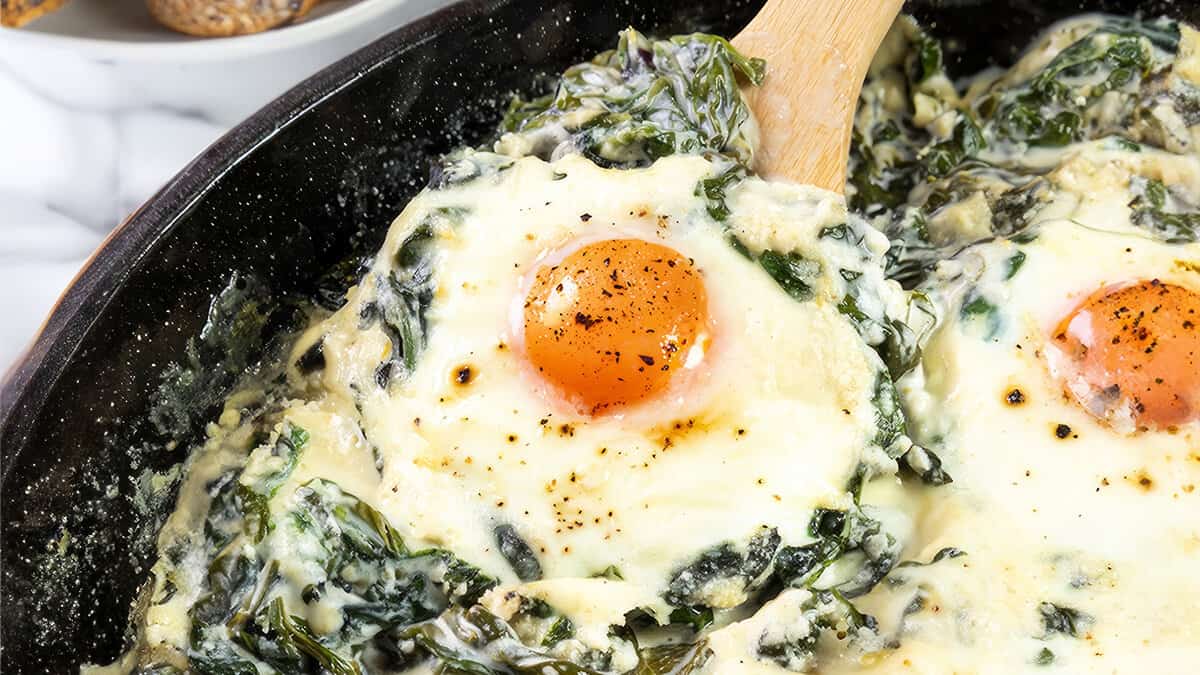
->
145 0 323 37
1 0 70 27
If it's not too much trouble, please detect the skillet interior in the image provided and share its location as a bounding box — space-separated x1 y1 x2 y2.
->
1 0 1196 670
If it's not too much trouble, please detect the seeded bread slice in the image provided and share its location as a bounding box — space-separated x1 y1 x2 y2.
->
1 0 70 27
146 0 323 37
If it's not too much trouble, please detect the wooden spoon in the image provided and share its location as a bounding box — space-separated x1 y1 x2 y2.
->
732 0 904 191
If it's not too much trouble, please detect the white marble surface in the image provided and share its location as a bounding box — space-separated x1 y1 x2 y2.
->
0 0 451 374
0 66 225 372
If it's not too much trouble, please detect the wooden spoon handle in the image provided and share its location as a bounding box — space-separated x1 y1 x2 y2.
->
732 0 903 191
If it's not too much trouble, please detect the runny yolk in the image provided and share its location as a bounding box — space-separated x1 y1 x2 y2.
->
522 238 709 415
1052 279 1200 429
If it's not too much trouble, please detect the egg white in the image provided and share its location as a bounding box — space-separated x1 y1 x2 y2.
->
270 152 907 653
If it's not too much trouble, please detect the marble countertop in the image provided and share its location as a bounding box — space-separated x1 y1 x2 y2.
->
0 0 451 375
0 65 225 372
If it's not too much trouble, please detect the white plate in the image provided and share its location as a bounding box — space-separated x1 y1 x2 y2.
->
0 0 451 124
18 0 363 43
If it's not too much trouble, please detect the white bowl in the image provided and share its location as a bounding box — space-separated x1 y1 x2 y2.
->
0 0 450 124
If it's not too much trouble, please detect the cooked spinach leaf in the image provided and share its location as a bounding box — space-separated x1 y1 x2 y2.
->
293 339 326 374
312 255 370 312
500 29 763 169
775 504 900 601
898 444 954 486
541 615 575 647
397 605 605 674
385 224 436 368
151 273 299 439
494 524 543 582
756 250 821 302
895 547 966 568
1039 602 1093 638
668 605 715 633
697 164 747 221
264 597 362 675
959 290 1002 339
1129 176 1200 243
367 206 467 390
238 423 309 542
756 590 877 672
633 641 713 674
189 478 512 673
664 527 780 607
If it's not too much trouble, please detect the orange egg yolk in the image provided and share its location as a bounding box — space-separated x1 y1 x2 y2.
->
1052 279 1200 429
522 238 709 415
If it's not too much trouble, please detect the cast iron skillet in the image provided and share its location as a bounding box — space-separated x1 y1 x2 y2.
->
1 0 1195 670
